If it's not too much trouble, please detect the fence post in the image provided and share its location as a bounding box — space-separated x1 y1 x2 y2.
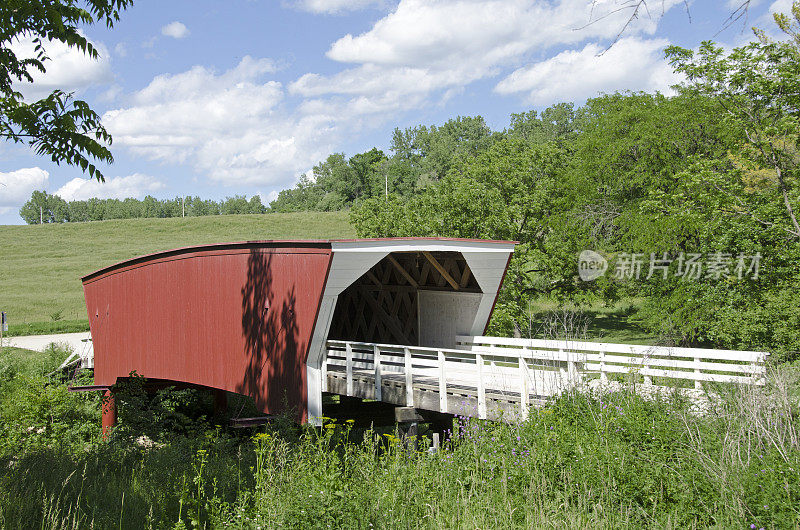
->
558 346 567 378
346 343 353 396
404 347 414 407
321 348 328 392
438 350 447 413
374 344 382 401
642 349 652 385
750 358 762 385
519 356 529 420
599 349 607 383
476 352 486 419
694 356 702 391
565 348 579 387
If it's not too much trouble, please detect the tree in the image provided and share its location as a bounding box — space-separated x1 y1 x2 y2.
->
507 103 578 145
622 11 800 354
666 37 800 240
1 0 132 181
19 190 68 223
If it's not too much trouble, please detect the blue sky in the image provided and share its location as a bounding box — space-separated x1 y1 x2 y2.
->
0 0 791 224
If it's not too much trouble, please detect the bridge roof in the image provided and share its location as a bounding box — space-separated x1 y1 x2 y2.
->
81 237 517 283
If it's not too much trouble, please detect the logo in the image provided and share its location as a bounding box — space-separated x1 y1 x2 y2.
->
578 250 608 281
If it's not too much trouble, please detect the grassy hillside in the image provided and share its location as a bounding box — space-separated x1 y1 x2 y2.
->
0 212 355 325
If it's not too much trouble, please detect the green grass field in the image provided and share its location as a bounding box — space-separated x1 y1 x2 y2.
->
0 212 355 326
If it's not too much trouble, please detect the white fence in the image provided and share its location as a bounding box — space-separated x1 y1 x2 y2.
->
324 336 768 420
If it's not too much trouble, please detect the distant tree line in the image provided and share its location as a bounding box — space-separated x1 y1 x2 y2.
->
19 191 267 224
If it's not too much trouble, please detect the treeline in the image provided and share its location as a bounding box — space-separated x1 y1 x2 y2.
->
19 191 267 224
275 25 800 356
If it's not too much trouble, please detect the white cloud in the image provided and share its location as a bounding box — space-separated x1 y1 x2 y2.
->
10 35 112 101
55 173 165 201
260 190 280 204
494 37 680 104
103 57 339 186
291 0 683 108
99 84 122 103
295 0 384 14
161 21 190 39
0 167 49 213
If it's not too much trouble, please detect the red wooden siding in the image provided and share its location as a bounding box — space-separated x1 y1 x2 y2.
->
83 242 333 423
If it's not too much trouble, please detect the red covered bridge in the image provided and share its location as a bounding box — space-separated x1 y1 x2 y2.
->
82 238 516 430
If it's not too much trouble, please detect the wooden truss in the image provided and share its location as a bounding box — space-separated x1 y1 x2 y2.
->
328 251 479 346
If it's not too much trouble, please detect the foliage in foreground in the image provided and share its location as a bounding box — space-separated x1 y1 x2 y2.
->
1 344 798 529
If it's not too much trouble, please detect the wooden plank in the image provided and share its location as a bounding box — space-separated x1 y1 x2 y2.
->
420 260 431 285
694 356 702 390
380 259 393 284
583 363 765 384
346 343 354 396
366 270 382 287
404 347 414 407
387 255 419 287
374 344 382 401
321 354 328 392
476 352 486 419
230 416 276 428
459 261 472 288
423 251 460 290
582 354 764 374
438 350 447 413
457 335 769 362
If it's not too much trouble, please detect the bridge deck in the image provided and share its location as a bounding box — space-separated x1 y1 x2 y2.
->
326 365 547 421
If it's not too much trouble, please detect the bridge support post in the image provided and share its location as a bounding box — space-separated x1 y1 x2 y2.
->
306 364 324 426
395 407 422 451
102 389 116 439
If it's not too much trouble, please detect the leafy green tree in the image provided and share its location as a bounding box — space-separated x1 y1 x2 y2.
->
626 19 800 354
507 103 578 145
390 116 496 185
18 190 69 223
1 0 132 181
269 173 325 212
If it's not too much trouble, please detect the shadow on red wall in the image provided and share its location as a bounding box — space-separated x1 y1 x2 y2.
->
238 249 304 421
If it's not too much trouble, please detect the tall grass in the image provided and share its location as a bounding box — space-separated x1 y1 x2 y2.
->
0 358 797 529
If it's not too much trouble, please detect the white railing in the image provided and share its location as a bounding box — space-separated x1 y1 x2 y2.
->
457 335 768 389
324 336 769 420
